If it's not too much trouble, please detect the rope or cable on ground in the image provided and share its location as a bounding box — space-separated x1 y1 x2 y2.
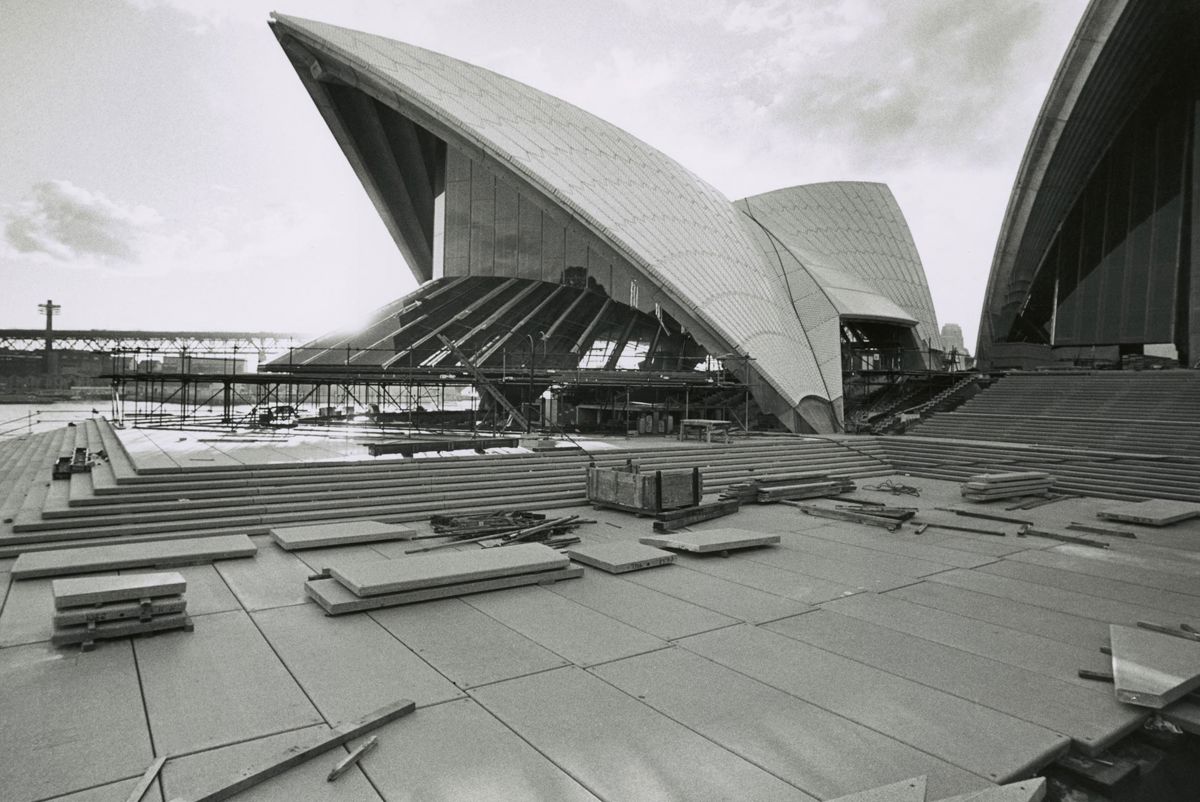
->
862 479 921 497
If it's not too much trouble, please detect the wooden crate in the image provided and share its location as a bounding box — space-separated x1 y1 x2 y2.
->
586 463 701 514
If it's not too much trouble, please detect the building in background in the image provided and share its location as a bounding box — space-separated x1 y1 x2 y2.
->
978 0 1199 370
268 14 943 432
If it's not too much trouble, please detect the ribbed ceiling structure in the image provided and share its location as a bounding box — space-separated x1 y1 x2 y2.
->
269 13 941 432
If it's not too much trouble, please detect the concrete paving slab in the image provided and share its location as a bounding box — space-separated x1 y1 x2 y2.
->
828 776 926 802
742 541 919 593
766 609 1145 754
326 543 568 596
565 540 675 572
1110 624 1200 708
780 530 955 578
471 666 816 801
10 534 257 579
671 551 865 605
678 625 1071 783
358 697 600 801
980 559 1200 620
160 724 382 802
0 575 54 645
369 597 570 688
1007 546 1200 595
798 522 998 568
463 584 668 666
1097 499 1200 526
934 777 1047 802
593 647 990 800
291 543 391 572
213 537 312 611
544 567 738 640
252 603 463 721
135 609 322 756
0 641 152 802
885 581 1111 650
52 571 185 609
270 520 416 551
822 592 1110 686
639 528 780 553
927 568 1182 627
121 564 239 616
621 563 813 623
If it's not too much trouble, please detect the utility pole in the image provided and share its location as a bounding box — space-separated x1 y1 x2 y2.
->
38 299 61 378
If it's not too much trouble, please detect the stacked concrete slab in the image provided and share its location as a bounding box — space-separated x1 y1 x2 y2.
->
51 571 192 649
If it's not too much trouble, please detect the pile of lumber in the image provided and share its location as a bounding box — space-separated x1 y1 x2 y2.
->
787 503 914 531
305 542 583 615
718 473 855 504
960 471 1054 502
51 571 192 650
429 510 547 538
406 514 584 554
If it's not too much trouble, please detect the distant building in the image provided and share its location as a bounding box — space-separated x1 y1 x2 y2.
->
978 0 1199 369
268 14 943 432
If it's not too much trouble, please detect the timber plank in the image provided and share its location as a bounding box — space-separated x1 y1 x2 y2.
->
252 603 463 721
160 724 381 802
52 571 186 609
593 647 989 800
0 641 153 802
621 563 812 623
463 584 668 666
766 609 1145 754
325 542 567 596
169 702 412 802
822 592 1110 686
1110 624 1200 708
544 568 739 640
471 666 816 801
135 609 322 756
369 598 570 688
678 624 1071 782
50 776 164 802
11 534 257 579
270 520 416 551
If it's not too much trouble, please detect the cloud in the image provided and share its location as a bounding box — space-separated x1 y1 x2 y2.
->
4 180 161 262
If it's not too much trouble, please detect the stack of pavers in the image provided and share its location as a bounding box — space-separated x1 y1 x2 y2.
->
719 473 855 504
305 542 583 615
960 470 1054 502
51 571 192 651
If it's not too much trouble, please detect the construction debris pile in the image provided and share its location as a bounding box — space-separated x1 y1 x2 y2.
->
719 473 856 504
51 571 193 650
411 512 585 552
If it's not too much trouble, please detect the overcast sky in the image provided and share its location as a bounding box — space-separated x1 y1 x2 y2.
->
1 0 1090 349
